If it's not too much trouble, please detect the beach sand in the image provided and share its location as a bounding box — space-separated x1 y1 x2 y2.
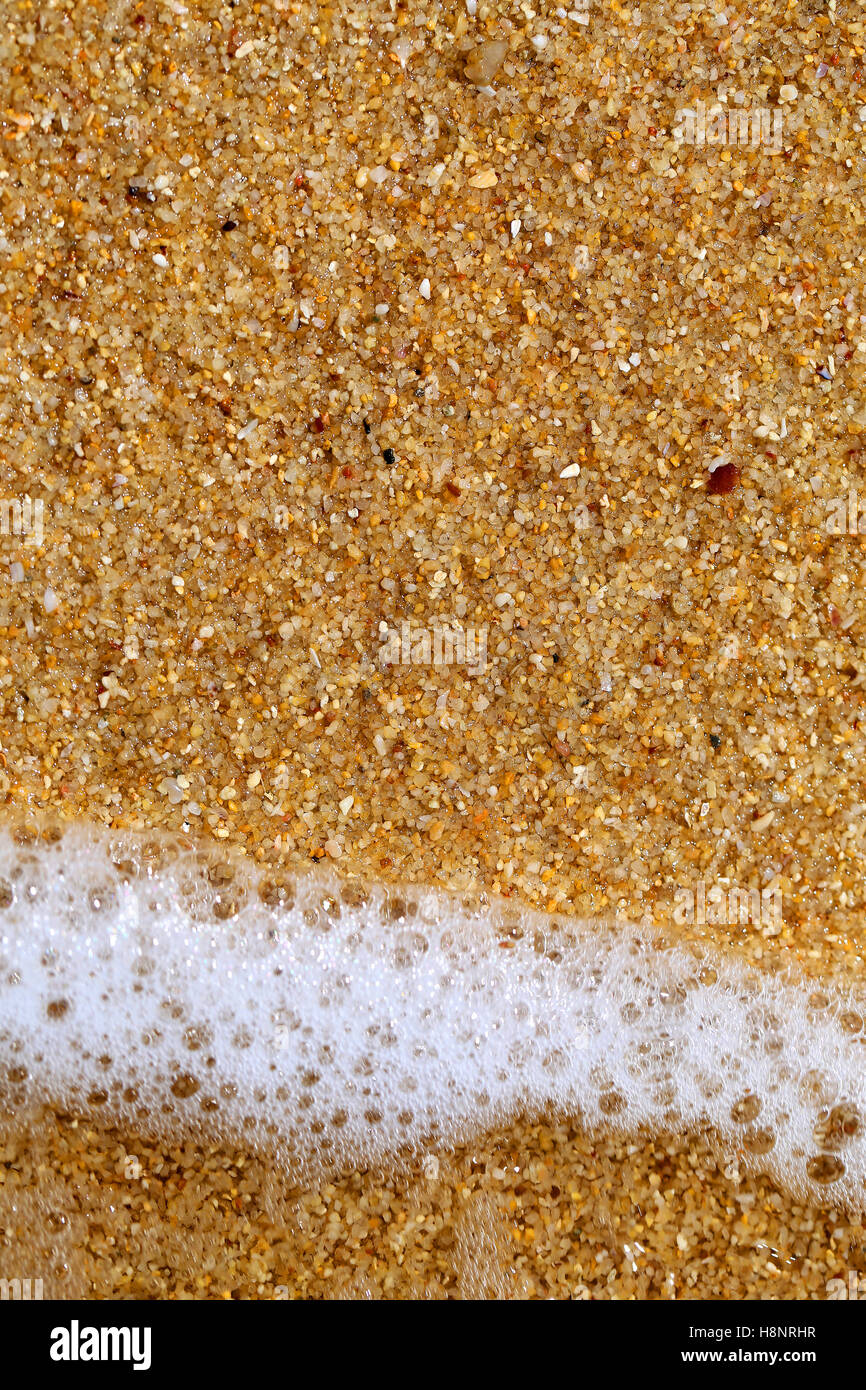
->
2 0 866 1296
1 1105 864 1300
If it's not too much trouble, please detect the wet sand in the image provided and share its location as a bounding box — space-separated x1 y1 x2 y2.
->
3 1106 865 1300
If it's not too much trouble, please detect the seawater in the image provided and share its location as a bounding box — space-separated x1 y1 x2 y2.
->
0 821 864 1207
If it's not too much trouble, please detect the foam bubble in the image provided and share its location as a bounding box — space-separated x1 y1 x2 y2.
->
1 822 865 1205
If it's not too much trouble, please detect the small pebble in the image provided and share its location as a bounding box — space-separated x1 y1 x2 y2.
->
707 462 741 495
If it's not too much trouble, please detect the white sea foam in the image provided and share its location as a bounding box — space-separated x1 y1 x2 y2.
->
0 822 864 1204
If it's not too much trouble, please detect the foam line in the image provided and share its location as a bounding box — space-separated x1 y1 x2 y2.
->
0 823 864 1204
